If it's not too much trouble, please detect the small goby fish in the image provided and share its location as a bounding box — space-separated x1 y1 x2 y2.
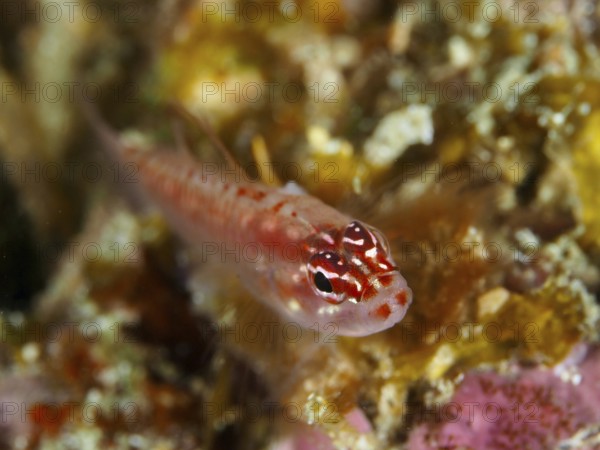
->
88 109 412 337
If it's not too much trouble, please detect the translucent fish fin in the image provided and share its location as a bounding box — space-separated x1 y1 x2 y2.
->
167 101 240 170
78 95 126 161
251 134 282 186
169 115 192 155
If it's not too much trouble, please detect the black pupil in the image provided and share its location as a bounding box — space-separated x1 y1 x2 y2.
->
314 272 333 293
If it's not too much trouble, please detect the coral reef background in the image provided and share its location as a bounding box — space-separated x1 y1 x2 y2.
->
0 0 599 449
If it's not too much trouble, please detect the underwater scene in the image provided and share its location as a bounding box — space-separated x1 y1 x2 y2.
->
1 0 600 449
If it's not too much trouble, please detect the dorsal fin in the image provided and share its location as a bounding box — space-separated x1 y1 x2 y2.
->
251 134 282 187
78 96 126 161
167 102 239 171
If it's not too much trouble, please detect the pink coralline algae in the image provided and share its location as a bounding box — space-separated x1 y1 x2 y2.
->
407 347 600 450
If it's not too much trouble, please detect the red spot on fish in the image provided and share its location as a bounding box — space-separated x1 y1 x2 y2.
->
380 274 393 287
361 283 377 301
238 187 266 201
273 201 286 213
374 303 391 319
291 211 297 217
395 291 408 306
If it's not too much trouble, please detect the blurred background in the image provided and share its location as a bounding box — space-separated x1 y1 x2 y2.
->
1 0 600 449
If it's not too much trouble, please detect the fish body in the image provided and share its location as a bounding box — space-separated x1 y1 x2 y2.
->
97 125 412 337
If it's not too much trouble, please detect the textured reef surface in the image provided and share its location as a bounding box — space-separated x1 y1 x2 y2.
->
0 0 600 449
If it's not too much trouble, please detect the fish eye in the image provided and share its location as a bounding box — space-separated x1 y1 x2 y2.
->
307 252 348 304
313 271 333 293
